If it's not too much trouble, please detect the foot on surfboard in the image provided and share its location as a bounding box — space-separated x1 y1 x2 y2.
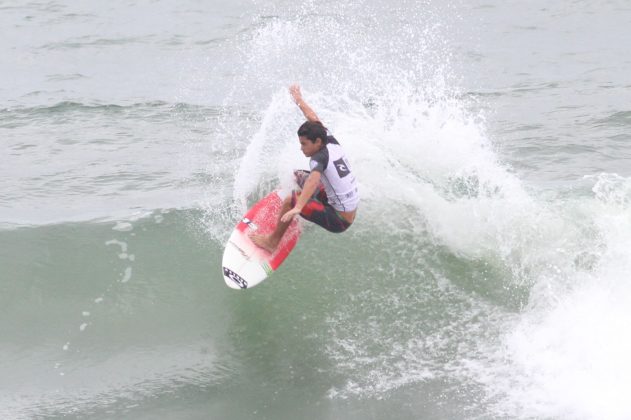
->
250 234 278 253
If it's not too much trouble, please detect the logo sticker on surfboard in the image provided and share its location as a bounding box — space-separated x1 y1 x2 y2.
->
223 267 248 289
242 217 258 231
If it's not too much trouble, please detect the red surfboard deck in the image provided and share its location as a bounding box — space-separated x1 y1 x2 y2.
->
222 190 301 289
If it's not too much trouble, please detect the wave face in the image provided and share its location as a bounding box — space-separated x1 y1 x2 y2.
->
3 0 631 419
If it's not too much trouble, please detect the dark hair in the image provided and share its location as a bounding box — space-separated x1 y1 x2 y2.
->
297 121 327 144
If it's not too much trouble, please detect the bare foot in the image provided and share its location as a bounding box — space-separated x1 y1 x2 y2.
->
250 234 278 253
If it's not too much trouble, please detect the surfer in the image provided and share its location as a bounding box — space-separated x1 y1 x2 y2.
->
251 84 359 252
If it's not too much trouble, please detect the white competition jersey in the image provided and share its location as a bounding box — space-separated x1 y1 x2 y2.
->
309 132 359 212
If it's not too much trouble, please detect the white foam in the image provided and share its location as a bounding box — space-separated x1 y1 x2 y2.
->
500 280 631 419
112 221 133 232
120 267 132 283
105 239 127 253
470 173 631 420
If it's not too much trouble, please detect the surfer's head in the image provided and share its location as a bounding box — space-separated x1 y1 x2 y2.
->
297 121 327 145
297 121 326 157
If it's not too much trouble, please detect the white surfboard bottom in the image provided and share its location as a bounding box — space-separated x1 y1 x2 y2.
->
222 228 270 289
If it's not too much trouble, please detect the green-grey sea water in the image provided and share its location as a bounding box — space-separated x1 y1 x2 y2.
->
2 1 631 419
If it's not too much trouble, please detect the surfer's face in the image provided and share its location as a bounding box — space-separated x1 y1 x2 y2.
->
299 136 323 157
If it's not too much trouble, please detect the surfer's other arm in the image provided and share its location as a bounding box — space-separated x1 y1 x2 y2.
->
290 84 320 123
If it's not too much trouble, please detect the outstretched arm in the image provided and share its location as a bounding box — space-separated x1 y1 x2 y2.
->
290 84 321 123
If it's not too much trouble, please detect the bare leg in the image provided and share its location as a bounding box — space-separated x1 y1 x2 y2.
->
251 195 294 252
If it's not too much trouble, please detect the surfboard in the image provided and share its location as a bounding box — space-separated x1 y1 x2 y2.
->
222 190 302 289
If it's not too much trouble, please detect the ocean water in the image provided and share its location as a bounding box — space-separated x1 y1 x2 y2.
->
2 0 631 419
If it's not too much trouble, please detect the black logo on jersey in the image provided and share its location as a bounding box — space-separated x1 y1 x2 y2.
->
223 267 248 289
333 157 350 178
